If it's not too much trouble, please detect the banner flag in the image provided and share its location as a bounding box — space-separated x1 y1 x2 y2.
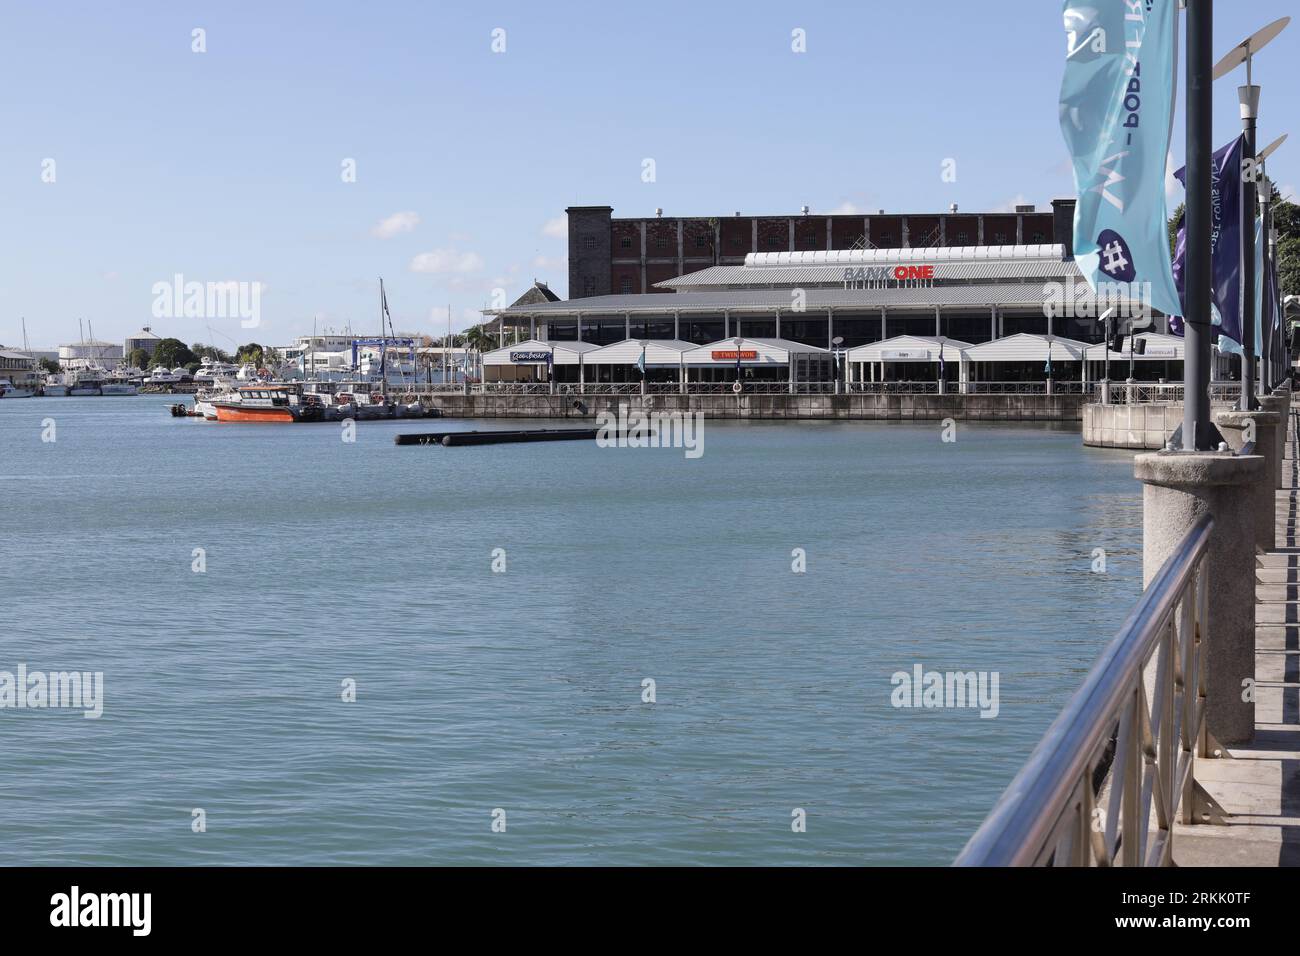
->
1171 136 1245 347
1059 0 1182 324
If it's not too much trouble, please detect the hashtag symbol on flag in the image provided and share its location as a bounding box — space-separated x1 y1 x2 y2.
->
1101 241 1129 275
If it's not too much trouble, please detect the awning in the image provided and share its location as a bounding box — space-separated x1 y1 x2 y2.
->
847 335 971 363
480 339 600 366
1081 332 1184 361
683 337 831 366
961 333 1088 363
584 339 697 366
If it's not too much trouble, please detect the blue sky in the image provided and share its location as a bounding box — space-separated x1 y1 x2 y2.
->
2 0 1296 350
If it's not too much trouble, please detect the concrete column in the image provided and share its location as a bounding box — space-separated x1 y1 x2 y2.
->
880 306 886 342
990 306 997 341
1214 409 1280 552
639 221 647 294
1259 393 1287 489
1135 451 1265 745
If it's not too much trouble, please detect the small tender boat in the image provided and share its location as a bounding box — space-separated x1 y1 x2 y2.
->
0 378 36 399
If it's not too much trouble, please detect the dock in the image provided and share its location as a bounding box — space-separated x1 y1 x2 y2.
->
395 427 607 446
1172 411 1300 866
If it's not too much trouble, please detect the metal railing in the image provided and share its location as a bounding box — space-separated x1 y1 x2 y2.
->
851 380 941 394
1092 382 1243 405
955 513 1215 867
968 381 1085 394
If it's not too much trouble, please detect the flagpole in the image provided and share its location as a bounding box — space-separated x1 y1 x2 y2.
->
1183 0 1214 449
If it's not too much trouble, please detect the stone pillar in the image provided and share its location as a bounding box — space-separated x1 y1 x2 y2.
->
1258 393 1287 489
1214 409 1280 552
1135 451 1265 745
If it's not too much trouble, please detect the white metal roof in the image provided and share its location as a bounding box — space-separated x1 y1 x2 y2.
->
962 333 1090 362
683 337 831 366
743 243 1065 268
584 339 697 366
847 335 972 363
1080 332 1185 361
481 339 600 366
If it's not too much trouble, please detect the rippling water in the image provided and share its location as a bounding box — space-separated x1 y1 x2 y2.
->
0 395 1143 864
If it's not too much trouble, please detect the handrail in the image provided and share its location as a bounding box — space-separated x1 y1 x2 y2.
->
954 513 1214 867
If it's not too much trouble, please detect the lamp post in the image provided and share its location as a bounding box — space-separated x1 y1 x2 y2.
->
1213 17 1289 407
1257 133 1288 389
1182 0 1214 449
733 335 744 392
832 335 844 394
638 339 648 396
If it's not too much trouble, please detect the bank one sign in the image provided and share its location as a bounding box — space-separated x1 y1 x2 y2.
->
843 264 937 290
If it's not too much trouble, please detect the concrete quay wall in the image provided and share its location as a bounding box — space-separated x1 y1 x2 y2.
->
1083 402 1183 450
425 392 1086 421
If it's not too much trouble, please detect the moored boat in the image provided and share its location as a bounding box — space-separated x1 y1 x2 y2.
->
0 378 36 399
213 385 298 422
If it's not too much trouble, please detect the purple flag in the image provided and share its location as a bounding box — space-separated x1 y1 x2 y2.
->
1171 135 1244 344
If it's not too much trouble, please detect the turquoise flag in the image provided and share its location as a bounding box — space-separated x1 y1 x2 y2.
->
1059 0 1181 324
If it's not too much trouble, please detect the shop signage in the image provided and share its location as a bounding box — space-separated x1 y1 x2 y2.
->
510 350 551 362
711 350 758 360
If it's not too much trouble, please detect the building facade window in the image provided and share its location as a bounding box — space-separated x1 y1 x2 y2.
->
583 236 596 250
619 276 633 294
619 236 632 249
654 236 668 251
1032 231 1045 243
582 277 596 296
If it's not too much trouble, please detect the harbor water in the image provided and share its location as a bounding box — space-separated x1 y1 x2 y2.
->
0 395 1143 865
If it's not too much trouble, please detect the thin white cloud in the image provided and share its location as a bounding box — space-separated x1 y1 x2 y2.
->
1165 154 1183 209
541 216 567 239
409 248 485 274
828 202 860 215
990 194 1032 214
372 211 420 239
532 255 566 270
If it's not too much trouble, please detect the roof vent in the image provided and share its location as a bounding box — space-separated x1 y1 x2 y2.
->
654 207 662 217
950 203 958 214
800 205 809 215
734 211 741 217
878 209 885 215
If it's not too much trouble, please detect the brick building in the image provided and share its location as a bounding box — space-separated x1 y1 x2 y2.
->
566 201 1075 299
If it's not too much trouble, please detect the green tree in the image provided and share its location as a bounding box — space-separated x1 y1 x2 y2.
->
190 343 231 363
152 338 196 368
236 343 264 366
126 347 151 369
463 323 498 353
1272 198 1298 301
1168 201 1184 259
38 357 60 374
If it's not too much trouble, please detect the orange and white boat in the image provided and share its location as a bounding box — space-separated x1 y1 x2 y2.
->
213 385 302 423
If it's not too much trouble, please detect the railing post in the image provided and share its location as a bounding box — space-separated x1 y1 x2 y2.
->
1135 451 1263 745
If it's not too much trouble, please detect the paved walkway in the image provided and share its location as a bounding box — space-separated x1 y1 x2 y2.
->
1174 407 1300 866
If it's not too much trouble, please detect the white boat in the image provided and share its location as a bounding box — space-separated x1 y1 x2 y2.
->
41 374 69 396
0 377 35 398
147 367 182 385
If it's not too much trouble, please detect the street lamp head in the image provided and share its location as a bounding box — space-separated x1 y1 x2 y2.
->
1213 17 1290 81
1259 132 1288 164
